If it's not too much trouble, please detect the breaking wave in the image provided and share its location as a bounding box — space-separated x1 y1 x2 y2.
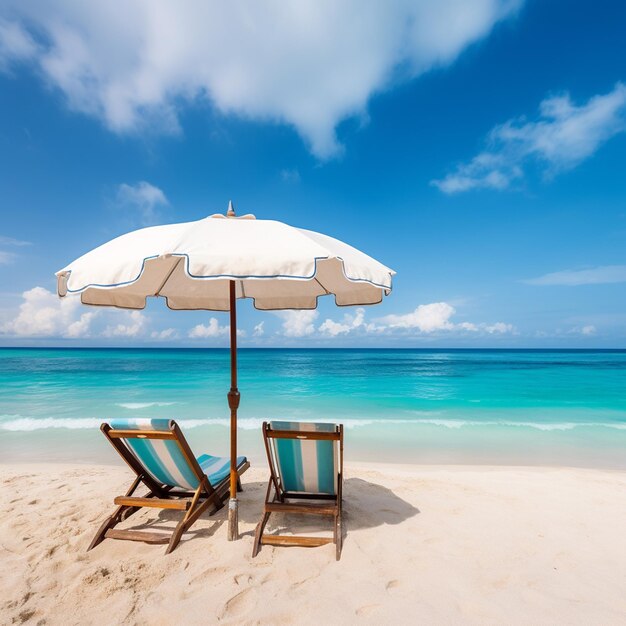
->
1 415 625 432
115 402 178 409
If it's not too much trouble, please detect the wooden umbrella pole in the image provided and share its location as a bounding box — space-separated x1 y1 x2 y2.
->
227 279 240 541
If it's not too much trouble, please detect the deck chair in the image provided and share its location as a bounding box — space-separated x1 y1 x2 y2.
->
88 418 249 554
252 421 344 560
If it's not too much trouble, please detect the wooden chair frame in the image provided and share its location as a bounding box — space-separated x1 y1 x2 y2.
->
89 421 250 554
252 422 344 560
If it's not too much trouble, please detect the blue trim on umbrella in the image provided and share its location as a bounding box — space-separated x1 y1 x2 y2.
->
61 252 393 294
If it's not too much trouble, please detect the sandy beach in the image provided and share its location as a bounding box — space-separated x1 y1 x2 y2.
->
3 1 626 624
2 461 625 625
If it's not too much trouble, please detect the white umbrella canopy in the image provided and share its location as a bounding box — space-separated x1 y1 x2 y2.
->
56 205 393 311
56 202 395 541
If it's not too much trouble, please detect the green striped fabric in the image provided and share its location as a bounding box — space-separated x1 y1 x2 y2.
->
270 421 338 495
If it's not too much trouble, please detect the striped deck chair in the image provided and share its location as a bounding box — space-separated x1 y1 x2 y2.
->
252 421 344 560
89 418 249 554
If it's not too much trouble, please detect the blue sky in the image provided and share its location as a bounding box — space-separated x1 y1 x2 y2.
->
1 0 625 347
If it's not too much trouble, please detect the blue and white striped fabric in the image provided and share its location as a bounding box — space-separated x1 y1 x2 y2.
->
197 454 246 486
109 418 244 489
270 421 338 495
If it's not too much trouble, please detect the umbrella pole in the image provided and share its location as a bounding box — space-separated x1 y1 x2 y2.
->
227 279 240 541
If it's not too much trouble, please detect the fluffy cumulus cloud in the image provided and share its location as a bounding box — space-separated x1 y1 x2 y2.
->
524 265 626 286
103 310 146 337
433 83 626 193
379 302 456 332
150 327 178 340
1 287 517 342
1 287 240 341
66 311 98 338
483 321 514 334
188 318 229 339
1 1 521 158
319 307 383 336
1 286 98 337
315 302 514 338
276 310 319 337
0 286 178 339
377 302 514 335
117 181 168 225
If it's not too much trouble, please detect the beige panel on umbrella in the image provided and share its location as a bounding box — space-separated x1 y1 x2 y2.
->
56 213 394 310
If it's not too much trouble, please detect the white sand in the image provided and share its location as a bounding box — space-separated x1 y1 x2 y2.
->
1 462 625 625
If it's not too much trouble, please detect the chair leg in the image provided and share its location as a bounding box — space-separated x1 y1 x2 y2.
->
335 513 343 561
165 516 188 554
90 472 242 555
336 474 343 560
252 511 270 558
237 477 243 492
164 483 217 554
88 510 119 551
203 477 227 514
88 476 145 551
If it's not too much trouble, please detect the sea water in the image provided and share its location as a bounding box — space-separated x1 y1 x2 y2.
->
1 348 625 468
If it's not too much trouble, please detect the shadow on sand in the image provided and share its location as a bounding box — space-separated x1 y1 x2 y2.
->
123 476 419 545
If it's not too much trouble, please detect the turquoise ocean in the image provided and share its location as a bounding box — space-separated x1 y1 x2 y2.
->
1 348 625 468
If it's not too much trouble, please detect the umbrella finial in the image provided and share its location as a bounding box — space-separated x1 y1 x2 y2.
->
207 202 255 220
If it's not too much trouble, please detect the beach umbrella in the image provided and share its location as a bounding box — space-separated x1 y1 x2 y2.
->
56 202 395 540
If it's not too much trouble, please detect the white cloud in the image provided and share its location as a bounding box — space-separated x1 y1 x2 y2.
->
103 310 146 337
457 322 479 331
317 303 515 338
188 318 228 338
117 181 168 224
377 302 514 335
539 324 600 339
151 327 178 340
380 302 456 332
525 265 626 286
3 1 521 158
66 311 98 338
433 83 626 193
253 321 265 337
318 319 350 337
319 308 367 337
0 286 97 337
565 324 597 336
0 18 37 70
276 310 318 337
484 322 514 334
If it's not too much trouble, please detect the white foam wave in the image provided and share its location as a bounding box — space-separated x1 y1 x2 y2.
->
116 402 178 409
0 417 103 431
1 415 625 432
181 418 264 430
